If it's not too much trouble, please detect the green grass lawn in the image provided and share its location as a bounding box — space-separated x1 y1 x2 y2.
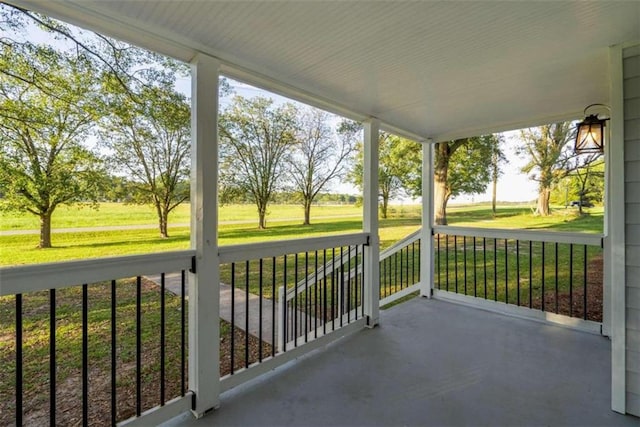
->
0 203 368 231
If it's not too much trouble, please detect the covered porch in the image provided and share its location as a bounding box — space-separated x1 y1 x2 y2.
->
174 297 634 427
1 1 639 426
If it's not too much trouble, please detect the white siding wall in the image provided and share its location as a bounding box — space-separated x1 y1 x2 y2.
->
624 43 640 417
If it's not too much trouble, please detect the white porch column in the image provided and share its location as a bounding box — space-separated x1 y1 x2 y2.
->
363 119 380 327
420 141 434 298
609 43 627 415
189 54 221 416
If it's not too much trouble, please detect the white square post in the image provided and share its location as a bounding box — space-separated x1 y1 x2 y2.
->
189 54 221 416
363 119 380 327
420 141 434 298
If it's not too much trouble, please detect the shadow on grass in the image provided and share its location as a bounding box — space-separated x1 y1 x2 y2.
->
447 206 533 223
219 219 364 241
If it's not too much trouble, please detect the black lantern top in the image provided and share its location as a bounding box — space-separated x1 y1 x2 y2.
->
575 112 607 154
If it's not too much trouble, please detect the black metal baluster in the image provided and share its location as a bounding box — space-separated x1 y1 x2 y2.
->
528 241 533 308
315 250 319 334
354 245 359 319
541 242 546 312
272 257 276 356
463 236 467 294
437 234 441 289
569 245 574 317
323 249 328 334
82 284 88 425
380 255 385 298
347 246 352 323
401 245 405 290
259 259 263 362
505 239 508 304
493 239 498 301
136 276 142 414
405 245 409 287
294 254 299 346
332 248 336 330
388 252 392 295
16 294 23 427
161 273 166 405
555 243 559 314
473 237 477 297
245 260 250 367
483 238 487 299
305 252 309 340
111 280 116 426
283 255 288 351
583 245 588 320
446 235 450 291
454 236 459 293
394 247 398 294
50 288 56 426
340 246 344 327
516 241 520 307
180 270 186 395
417 238 421 278
231 263 235 369
412 241 416 285
81 285 90 423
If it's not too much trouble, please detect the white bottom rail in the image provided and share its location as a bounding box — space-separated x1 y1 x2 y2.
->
433 289 602 335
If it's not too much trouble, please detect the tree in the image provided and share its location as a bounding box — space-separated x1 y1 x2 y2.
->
490 134 508 216
350 131 421 219
289 108 354 225
518 122 575 216
0 13 105 248
566 155 604 214
100 83 191 238
433 135 496 225
219 96 298 229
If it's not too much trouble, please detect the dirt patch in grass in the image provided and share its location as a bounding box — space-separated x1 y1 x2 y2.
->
532 254 603 322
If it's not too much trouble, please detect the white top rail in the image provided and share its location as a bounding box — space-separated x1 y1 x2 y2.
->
0 250 195 296
379 229 421 260
219 233 369 264
433 226 603 247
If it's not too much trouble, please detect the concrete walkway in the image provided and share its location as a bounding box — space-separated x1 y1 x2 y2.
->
170 297 637 427
148 273 314 346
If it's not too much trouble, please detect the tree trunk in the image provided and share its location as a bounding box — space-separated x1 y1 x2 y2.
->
434 142 451 225
159 209 169 238
434 178 449 225
536 187 551 216
258 207 267 229
155 201 169 238
39 211 52 248
492 174 498 217
380 195 389 219
303 199 311 225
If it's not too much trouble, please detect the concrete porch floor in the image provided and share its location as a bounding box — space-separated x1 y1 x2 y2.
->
172 297 637 427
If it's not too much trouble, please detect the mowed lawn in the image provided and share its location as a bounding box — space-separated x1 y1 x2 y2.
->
0 203 603 267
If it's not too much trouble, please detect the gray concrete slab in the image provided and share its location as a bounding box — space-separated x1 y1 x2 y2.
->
173 297 637 427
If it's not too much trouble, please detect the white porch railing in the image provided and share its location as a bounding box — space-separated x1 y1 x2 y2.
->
1 232 374 426
218 233 370 391
0 250 195 427
432 225 604 331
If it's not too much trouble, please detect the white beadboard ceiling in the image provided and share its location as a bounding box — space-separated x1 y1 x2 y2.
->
10 0 640 141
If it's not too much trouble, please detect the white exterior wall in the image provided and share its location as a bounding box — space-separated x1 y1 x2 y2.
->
623 43 640 417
